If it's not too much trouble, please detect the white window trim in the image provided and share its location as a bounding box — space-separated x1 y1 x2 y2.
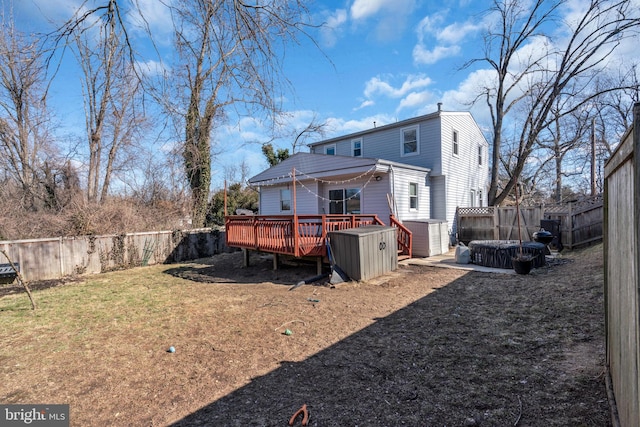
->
401 125 420 157
325 144 337 155
352 138 362 157
409 182 418 211
280 188 291 212
452 130 459 157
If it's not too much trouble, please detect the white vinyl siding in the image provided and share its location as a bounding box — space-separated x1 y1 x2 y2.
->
439 113 490 228
391 169 430 222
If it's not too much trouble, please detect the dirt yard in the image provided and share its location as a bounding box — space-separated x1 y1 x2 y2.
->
1 244 610 426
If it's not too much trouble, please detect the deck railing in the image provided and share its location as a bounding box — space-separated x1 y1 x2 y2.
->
390 215 412 258
225 214 385 257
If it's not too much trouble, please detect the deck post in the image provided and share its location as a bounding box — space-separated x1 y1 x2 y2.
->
292 168 300 257
273 253 279 270
316 256 323 275
242 248 250 267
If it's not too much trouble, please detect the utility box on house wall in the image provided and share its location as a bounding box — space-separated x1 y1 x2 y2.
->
328 225 397 281
403 220 450 257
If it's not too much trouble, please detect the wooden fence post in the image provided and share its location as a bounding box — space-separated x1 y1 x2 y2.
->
493 207 499 240
567 201 573 249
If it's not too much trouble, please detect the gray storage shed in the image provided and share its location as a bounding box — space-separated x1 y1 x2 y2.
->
328 225 397 281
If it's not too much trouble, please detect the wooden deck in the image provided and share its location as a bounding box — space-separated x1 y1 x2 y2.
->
225 214 412 258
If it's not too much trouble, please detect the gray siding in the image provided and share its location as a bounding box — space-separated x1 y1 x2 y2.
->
259 180 320 215
284 112 489 232
311 117 442 172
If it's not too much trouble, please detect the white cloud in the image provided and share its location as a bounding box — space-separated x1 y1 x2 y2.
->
438 21 483 45
354 100 375 111
350 0 390 20
440 68 498 127
325 114 395 136
364 74 433 99
319 9 348 48
412 11 487 66
350 0 416 41
126 0 174 44
397 91 433 111
413 44 461 65
135 59 168 77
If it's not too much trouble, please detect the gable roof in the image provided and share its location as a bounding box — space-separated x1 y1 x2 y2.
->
307 110 441 147
248 152 430 185
307 110 487 148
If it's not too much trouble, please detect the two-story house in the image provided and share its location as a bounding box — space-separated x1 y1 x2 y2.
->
247 106 489 247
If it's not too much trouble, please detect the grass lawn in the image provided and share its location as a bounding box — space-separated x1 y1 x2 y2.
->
0 247 611 426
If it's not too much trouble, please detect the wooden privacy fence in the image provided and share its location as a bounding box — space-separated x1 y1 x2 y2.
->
604 103 640 427
0 228 225 282
456 195 603 249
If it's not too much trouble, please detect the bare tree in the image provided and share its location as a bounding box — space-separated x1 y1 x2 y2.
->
71 3 144 203
469 0 640 206
537 101 593 202
591 64 640 156
287 113 328 153
0 17 53 209
162 0 314 227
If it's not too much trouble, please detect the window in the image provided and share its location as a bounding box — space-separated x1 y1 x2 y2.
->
329 190 343 214
280 188 291 211
409 183 418 210
453 130 459 156
401 126 419 156
470 190 476 207
352 139 362 157
478 145 483 165
325 144 336 155
329 189 360 214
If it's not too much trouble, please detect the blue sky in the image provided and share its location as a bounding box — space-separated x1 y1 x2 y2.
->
10 0 637 190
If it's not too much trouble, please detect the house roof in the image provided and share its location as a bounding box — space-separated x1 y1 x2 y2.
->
248 152 430 185
307 110 486 147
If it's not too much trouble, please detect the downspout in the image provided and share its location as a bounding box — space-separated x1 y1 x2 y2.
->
389 165 397 222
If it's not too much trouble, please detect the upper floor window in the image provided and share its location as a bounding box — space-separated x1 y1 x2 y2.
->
478 145 483 165
409 183 418 210
453 130 459 156
352 139 362 157
402 126 419 156
325 144 336 155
